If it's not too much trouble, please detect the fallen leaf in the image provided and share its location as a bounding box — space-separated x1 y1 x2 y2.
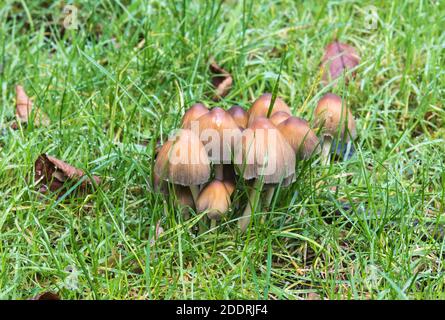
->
13 85 50 128
150 220 164 246
209 58 233 100
136 38 145 49
29 291 60 300
16 85 33 121
155 220 164 238
321 41 360 86
35 154 100 195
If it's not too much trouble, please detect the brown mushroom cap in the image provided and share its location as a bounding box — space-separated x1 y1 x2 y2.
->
227 105 248 129
196 180 231 220
153 141 167 194
155 129 210 186
235 117 295 184
181 103 209 129
270 111 291 127
222 179 235 196
314 93 356 142
153 170 167 194
248 93 291 126
277 116 320 160
195 107 242 163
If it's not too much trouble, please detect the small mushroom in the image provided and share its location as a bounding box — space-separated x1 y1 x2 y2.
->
277 116 320 160
314 93 356 164
196 180 231 229
248 93 291 126
235 117 295 232
269 111 291 127
155 129 211 202
194 107 242 180
181 103 209 129
227 105 248 129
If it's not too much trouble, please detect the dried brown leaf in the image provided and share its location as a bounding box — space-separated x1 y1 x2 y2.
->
16 85 33 122
29 291 60 300
136 38 146 49
150 220 164 246
35 154 100 195
321 41 360 86
209 59 233 101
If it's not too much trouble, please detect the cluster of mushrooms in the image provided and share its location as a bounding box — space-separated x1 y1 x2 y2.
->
154 92 356 233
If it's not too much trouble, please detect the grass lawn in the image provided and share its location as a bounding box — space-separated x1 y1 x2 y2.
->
1 0 445 300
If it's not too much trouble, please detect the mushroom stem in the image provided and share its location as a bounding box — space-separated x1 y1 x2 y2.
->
192 185 208 234
163 200 169 217
263 187 275 209
198 215 209 234
321 136 333 166
189 185 200 204
343 140 354 160
210 219 217 229
239 180 263 232
260 187 275 224
215 164 224 180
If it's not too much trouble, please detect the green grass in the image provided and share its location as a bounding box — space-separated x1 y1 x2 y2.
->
0 0 445 300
